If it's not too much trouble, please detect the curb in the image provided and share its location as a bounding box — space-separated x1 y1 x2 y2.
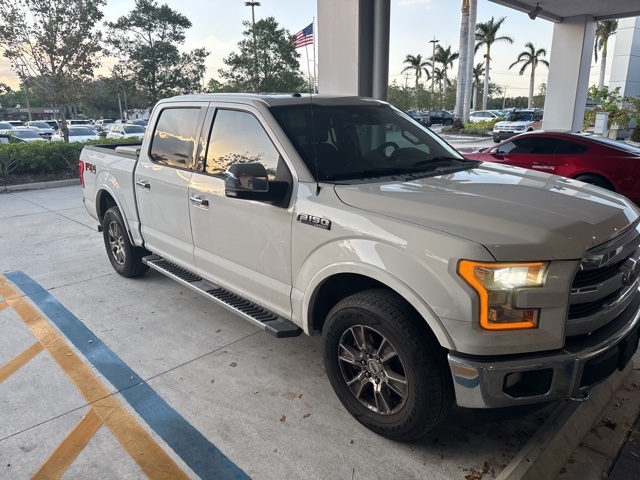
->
496 362 634 480
1 178 80 194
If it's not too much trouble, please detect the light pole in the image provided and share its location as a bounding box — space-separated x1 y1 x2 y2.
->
429 38 439 111
244 2 261 90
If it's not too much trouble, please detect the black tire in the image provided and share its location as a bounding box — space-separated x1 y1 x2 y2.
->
493 135 501 143
574 174 614 191
322 288 453 441
102 206 150 277
445 119 453 126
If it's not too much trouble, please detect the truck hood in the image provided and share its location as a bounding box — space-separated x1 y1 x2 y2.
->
333 163 639 261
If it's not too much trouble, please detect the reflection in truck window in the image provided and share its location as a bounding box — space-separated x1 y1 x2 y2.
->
271 104 457 182
205 109 281 179
149 108 201 168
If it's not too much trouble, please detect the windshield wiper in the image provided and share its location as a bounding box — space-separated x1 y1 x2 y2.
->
411 156 473 168
325 167 408 181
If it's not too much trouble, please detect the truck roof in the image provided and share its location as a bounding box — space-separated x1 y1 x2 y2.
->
158 93 387 108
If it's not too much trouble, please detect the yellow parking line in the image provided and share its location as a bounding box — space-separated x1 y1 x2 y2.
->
0 342 44 383
32 409 103 480
0 279 189 479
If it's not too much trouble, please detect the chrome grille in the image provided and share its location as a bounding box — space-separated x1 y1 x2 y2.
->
567 224 640 337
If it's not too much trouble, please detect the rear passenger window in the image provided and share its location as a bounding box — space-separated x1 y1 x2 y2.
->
555 140 589 154
507 137 560 154
149 108 202 168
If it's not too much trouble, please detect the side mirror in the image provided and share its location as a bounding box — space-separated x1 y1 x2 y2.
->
225 162 287 202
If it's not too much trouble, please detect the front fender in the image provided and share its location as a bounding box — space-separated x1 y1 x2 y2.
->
294 237 493 350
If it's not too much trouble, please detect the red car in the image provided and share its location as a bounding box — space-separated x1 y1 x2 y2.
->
461 131 640 204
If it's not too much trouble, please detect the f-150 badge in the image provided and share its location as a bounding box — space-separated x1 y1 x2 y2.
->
297 213 331 230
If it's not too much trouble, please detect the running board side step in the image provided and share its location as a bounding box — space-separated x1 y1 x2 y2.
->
143 255 302 338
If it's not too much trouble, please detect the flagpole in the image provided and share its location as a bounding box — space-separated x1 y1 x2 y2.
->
305 43 312 93
313 17 317 93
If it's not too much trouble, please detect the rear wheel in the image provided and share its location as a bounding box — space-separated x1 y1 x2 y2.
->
102 206 149 277
322 289 453 441
574 174 614 191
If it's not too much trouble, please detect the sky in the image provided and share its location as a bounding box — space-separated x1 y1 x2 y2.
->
0 0 616 100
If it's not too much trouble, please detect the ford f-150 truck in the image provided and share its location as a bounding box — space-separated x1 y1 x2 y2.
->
80 93 640 441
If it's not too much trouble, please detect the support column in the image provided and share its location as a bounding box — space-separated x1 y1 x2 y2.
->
543 16 596 131
609 17 640 99
318 0 390 99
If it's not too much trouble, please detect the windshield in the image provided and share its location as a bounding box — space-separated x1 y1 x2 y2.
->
30 122 50 128
123 125 145 133
69 127 95 136
0 122 11 129
13 130 40 138
504 112 533 122
270 103 474 182
581 134 640 154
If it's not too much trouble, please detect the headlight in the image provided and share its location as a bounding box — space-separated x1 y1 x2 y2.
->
516 126 525 131
458 261 548 330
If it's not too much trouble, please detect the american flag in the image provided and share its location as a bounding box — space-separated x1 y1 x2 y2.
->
294 23 313 48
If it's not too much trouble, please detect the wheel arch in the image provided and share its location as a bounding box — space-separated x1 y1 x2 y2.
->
302 265 455 350
570 172 616 192
95 187 140 246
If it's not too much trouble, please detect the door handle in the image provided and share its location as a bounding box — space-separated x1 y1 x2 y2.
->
136 179 151 190
189 195 209 207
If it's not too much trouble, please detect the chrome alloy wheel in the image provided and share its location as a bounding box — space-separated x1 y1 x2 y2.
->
337 325 408 414
107 220 126 266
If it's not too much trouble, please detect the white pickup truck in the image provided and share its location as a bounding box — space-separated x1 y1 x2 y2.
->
80 93 640 441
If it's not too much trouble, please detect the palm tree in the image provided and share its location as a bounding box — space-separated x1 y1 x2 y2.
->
434 45 459 93
475 17 514 109
509 42 549 108
454 0 471 127
432 67 445 108
594 20 618 89
401 54 431 107
472 62 484 110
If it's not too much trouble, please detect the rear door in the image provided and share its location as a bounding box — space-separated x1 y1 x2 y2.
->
135 103 207 271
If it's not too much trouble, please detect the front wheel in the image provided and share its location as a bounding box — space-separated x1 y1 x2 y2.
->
102 206 149 277
322 289 453 441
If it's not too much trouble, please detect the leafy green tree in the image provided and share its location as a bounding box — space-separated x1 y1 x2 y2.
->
594 20 618 89
387 81 414 111
206 78 225 93
475 16 514 110
219 17 305 93
106 0 209 107
509 43 549 108
0 0 106 140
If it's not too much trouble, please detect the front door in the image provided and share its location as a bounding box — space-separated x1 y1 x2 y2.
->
188 107 295 318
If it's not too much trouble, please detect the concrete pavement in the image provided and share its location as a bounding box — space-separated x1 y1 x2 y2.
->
0 181 637 479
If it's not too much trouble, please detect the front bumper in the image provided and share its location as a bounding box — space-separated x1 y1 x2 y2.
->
449 289 640 408
493 130 523 141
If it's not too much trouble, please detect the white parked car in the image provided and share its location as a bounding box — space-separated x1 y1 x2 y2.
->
51 126 100 143
105 124 146 140
468 110 502 123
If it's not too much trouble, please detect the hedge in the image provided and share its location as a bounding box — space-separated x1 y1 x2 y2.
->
0 138 135 177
